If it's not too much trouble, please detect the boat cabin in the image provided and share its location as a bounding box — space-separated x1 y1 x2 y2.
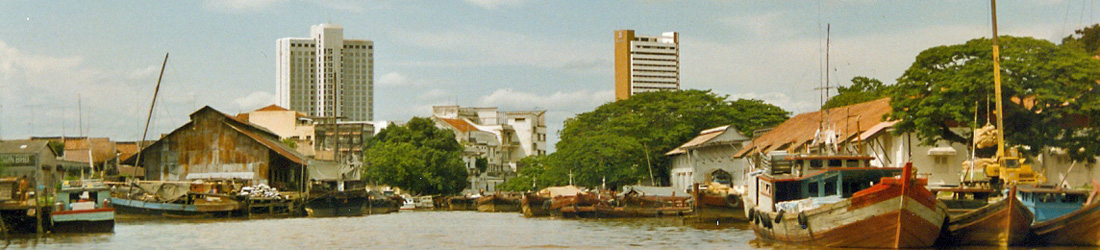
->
55 180 111 211
749 154 903 212
1017 186 1090 222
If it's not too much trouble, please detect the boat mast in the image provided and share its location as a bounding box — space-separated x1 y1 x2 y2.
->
990 0 1006 159
136 53 169 174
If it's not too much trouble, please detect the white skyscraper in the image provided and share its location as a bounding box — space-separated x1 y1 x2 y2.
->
614 29 679 101
277 24 374 121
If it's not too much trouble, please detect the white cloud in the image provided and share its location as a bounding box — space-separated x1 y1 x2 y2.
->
204 0 285 12
464 0 526 10
378 72 408 86
729 92 818 115
233 91 275 111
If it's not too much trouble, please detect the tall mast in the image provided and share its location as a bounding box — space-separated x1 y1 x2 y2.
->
136 53 169 171
990 0 1006 158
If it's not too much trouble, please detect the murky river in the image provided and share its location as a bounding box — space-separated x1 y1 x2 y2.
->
6 211 757 249
0 212 1082 249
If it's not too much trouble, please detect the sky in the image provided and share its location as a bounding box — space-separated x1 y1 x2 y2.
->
0 0 1098 151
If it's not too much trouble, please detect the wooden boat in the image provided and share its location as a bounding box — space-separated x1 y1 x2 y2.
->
303 189 368 217
550 191 605 218
943 186 1032 246
1018 185 1100 246
691 183 747 222
744 156 948 248
110 182 241 216
110 193 241 216
521 192 550 217
364 190 399 214
476 193 521 212
51 180 114 233
447 196 477 211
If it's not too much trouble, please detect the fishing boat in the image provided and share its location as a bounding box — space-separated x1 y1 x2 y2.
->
1017 185 1100 246
521 192 550 217
476 193 521 212
50 180 114 233
744 156 948 248
942 186 1032 246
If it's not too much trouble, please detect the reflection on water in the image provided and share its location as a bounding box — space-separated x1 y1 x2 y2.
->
2 212 1089 249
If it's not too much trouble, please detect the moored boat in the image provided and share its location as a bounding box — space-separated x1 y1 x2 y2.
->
447 195 478 211
744 156 948 248
110 182 242 216
521 192 550 217
477 193 521 212
691 183 746 223
303 189 368 217
551 191 605 218
944 186 1032 246
51 180 114 233
1018 185 1100 246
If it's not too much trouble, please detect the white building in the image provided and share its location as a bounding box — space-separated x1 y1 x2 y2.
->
666 126 751 193
431 105 547 192
614 29 679 101
276 24 374 121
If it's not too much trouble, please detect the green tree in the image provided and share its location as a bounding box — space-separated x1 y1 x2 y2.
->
363 117 469 195
497 155 556 192
1062 24 1100 56
544 90 788 189
280 138 297 149
888 36 1100 160
823 76 892 109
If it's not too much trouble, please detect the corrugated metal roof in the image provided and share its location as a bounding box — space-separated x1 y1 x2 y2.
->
0 140 50 155
665 126 729 156
226 121 307 165
734 98 892 158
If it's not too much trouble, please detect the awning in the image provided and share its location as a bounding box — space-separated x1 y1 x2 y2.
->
927 147 957 156
185 172 255 180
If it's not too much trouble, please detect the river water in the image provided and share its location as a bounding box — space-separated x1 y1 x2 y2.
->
0 211 1076 249
7 211 760 249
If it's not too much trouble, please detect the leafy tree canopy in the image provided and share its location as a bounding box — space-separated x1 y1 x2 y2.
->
1062 23 1100 56
501 90 788 190
823 76 893 109
888 36 1100 160
363 117 468 195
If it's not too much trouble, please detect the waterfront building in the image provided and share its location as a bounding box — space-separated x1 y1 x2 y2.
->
431 106 546 192
665 125 750 193
734 98 971 186
276 24 374 121
122 106 308 192
614 29 679 101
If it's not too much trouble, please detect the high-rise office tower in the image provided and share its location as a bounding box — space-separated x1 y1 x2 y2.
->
614 30 679 101
277 24 374 121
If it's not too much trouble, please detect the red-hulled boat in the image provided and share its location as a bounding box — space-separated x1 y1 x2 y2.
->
944 186 1032 246
744 156 948 248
